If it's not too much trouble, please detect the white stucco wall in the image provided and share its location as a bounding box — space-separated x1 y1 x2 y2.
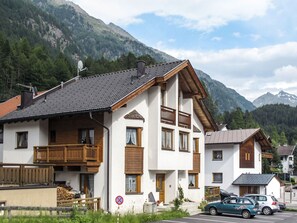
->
281 155 294 173
266 177 281 199
3 120 48 164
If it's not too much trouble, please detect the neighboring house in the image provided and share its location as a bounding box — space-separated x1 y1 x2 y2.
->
0 60 217 213
232 173 281 199
204 129 279 197
0 95 21 162
278 145 295 175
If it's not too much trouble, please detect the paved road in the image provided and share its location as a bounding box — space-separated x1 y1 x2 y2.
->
154 211 297 223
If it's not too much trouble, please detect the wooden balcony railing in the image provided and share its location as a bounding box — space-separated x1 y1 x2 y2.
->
161 105 176 125
125 146 144 174
178 110 191 129
34 144 100 164
262 152 273 159
0 163 54 187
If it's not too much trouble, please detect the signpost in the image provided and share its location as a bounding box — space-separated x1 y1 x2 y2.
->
115 195 123 223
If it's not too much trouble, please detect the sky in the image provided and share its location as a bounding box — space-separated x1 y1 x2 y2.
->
70 0 297 101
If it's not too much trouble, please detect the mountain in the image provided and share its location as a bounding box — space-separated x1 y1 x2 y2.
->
253 91 297 107
196 70 256 112
0 0 255 113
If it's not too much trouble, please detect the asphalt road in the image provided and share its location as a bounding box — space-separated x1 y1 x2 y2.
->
154 211 297 223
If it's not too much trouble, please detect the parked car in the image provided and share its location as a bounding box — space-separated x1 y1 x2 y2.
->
244 194 279 215
220 189 238 200
204 196 259 219
275 198 286 211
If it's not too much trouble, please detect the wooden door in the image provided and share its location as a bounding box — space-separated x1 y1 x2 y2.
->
156 174 165 203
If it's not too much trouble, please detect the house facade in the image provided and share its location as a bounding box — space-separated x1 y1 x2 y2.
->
0 60 217 213
278 145 295 175
204 129 276 197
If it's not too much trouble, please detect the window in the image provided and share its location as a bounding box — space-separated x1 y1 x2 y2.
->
126 174 141 193
78 129 94 144
16 132 28 148
162 128 173 150
179 131 189 151
126 127 142 146
50 130 56 143
188 173 198 188
245 152 251 161
289 156 293 161
0 125 3 144
212 173 223 183
193 138 199 153
213 150 223 160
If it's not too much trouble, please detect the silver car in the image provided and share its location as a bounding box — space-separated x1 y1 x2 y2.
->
244 194 279 215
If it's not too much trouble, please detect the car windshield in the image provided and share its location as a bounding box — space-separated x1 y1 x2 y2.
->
271 196 277 201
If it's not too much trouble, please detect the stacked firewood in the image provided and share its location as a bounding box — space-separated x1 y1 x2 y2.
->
57 186 75 201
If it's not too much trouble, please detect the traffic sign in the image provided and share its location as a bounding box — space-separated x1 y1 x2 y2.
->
115 195 124 205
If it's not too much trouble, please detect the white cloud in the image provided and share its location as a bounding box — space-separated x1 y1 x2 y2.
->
70 0 273 31
160 42 297 100
211 37 222 41
250 34 261 41
233 32 241 38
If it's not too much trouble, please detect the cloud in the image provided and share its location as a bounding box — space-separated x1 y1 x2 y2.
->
233 32 241 38
70 0 273 31
160 42 297 100
211 37 222 41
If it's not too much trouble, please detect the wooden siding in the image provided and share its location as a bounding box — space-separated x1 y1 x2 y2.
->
125 146 144 174
240 138 255 168
189 153 200 174
0 164 54 187
48 113 103 163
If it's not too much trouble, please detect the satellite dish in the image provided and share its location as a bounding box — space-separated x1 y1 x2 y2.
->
77 60 83 71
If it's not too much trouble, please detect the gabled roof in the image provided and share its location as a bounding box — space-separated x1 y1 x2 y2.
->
232 174 276 186
205 128 271 149
278 145 295 156
0 60 217 131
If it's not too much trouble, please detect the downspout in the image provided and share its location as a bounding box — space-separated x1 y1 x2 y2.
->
89 111 110 213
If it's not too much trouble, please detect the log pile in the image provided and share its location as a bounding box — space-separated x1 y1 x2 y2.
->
57 186 75 201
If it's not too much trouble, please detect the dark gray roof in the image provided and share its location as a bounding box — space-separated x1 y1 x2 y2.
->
205 129 260 144
0 60 185 123
278 145 295 156
232 174 275 186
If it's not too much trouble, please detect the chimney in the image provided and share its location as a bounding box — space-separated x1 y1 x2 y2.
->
136 60 146 77
20 91 33 109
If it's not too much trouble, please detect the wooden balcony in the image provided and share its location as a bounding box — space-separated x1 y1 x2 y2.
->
0 163 54 187
125 146 144 174
178 111 191 128
34 144 101 173
262 152 273 159
161 105 176 125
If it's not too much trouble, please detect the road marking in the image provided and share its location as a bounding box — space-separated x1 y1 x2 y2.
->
195 215 275 223
162 220 188 223
185 217 239 223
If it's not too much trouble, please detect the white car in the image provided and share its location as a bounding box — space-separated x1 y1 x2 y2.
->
244 194 279 215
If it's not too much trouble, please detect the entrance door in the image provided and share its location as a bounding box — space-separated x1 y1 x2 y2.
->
156 174 165 203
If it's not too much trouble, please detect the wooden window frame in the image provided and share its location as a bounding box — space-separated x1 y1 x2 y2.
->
212 150 223 161
162 128 174 151
179 131 189 152
212 173 223 183
78 128 95 145
16 131 28 149
125 174 142 194
188 173 199 189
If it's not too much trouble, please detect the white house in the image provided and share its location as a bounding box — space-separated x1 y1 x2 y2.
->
0 60 217 213
204 129 280 198
278 145 295 175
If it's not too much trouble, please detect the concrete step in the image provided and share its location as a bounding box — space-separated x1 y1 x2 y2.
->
180 202 201 216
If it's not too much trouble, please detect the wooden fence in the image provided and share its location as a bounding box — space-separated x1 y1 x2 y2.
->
0 206 87 218
205 186 220 202
0 163 54 187
58 197 101 211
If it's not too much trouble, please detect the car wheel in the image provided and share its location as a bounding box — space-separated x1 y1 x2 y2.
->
209 207 218 215
262 207 272 215
242 210 251 219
